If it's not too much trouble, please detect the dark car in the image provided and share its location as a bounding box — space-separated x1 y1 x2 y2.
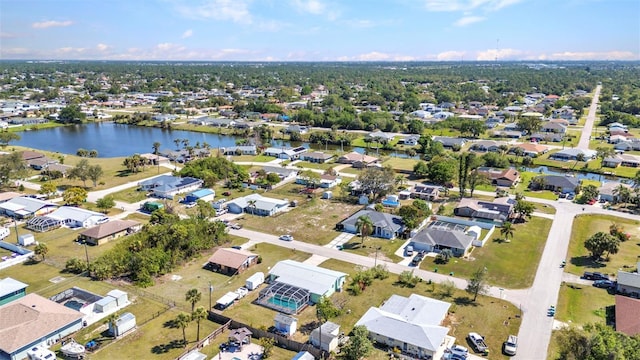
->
583 271 594 280
592 272 610 281
593 280 615 288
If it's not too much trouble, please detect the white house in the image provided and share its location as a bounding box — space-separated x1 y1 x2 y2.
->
263 146 307 160
226 193 289 216
617 264 640 298
26 206 108 232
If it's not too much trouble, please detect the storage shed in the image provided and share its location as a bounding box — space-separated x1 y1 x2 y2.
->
94 296 117 313
107 289 128 306
184 189 215 203
109 312 136 337
18 233 35 246
245 272 265 291
274 313 298 337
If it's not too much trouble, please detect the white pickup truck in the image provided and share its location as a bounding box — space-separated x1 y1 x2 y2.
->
468 332 488 353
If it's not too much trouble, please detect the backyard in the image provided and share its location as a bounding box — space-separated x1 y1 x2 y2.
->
419 216 553 288
566 214 640 278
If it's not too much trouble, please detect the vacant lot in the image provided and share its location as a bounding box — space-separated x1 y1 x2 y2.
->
319 259 521 360
238 195 362 246
340 237 404 263
555 282 614 325
566 214 640 277
420 217 553 288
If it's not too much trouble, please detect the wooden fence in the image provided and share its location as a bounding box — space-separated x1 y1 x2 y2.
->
175 319 231 360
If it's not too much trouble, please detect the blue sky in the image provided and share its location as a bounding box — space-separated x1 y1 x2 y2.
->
1 0 639 61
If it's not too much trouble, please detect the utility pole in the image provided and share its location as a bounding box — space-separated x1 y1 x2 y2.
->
84 241 90 268
14 218 19 244
209 282 213 310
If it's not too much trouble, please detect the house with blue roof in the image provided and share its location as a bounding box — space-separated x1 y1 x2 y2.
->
183 189 215 203
338 209 404 239
138 175 203 199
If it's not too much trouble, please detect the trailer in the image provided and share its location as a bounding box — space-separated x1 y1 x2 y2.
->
245 272 264 291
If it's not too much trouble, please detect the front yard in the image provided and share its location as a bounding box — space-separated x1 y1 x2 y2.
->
566 214 640 278
419 217 553 288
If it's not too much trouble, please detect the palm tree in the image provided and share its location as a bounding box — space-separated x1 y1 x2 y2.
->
247 199 257 215
613 184 632 208
355 215 374 246
500 222 515 241
173 138 181 150
185 288 202 313
105 312 119 337
152 141 161 174
175 312 191 345
513 147 524 164
34 242 48 261
191 306 207 342
572 153 586 170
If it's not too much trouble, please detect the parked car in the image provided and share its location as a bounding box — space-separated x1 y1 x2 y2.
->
468 332 488 353
567 193 575 200
184 202 197 209
411 253 424 266
583 271 609 280
280 235 293 241
593 280 615 288
405 245 414 256
450 345 469 358
503 335 518 356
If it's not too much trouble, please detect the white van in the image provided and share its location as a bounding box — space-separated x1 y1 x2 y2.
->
405 245 414 256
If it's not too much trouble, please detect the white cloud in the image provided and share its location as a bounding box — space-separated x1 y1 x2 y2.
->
436 50 467 61
290 0 340 20
0 47 30 55
424 0 524 12
0 32 18 39
546 51 638 61
176 0 252 24
96 43 110 52
32 20 73 29
181 29 193 39
454 16 485 26
476 48 524 60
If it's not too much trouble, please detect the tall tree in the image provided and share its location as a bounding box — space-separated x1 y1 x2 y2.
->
87 164 104 187
0 151 28 185
96 196 115 213
62 187 88 206
185 288 202 313
191 306 207 342
584 232 619 260
514 199 535 222
355 215 374 246
175 312 191 345
500 222 515 241
341 325 373 360
67 159 91 187
153 141 162 173
595 147 615 168
0 132 20 147
357 166 396 199
466 267 489 301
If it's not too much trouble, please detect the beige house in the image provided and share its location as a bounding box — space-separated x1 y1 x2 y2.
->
79 220 141 245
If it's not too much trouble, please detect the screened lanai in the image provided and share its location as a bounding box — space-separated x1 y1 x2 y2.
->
26 216 62 232
256 282 310 315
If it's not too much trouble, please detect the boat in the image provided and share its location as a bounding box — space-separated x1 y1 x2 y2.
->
60 339 86 359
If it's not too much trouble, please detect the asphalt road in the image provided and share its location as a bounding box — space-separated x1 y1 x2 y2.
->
577 84 602 150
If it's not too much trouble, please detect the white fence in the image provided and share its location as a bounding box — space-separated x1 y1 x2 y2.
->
0 240 33 270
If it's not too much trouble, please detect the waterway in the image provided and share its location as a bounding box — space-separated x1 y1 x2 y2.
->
13 122 417 159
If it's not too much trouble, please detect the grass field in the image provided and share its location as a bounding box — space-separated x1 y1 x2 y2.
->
420 217 553 288
565 214 640 278
340 237 404 263
237 191 362 246
109 186 150 203
381 157 419 172
513 171 559 200
555 282 614 325
293 160 337 170
318 259 521 360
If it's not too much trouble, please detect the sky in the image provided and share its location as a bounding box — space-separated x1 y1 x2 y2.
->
1 0 639 61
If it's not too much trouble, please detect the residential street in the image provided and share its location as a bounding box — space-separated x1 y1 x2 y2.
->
577 84 602 150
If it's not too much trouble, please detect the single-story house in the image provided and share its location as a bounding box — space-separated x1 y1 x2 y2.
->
368 131 396 143
297 174 341 189
0 192 22 204
530 132 564 142
338 209 404 240
603 154 640 168
476 167 520 187
263 146 307 160
259 166 299 183
432 136 466 148
139 153 170 165
43 163 72 176
138 175 203 199
530 175 580 194
265 260 347 303
292 351 315 360
78 220 142 246
541 122 567 133
310 321 341 352
226 193 289 216
549 149 597 162
608 122 628 131
492 130 523 139
0 278 27 306
0 196 58 219
469 140 505 153
614 139 640 151
399 135 420 146
617 265 640 298
599 182 632 202
337 152 379 168
221 145 258 156
355 294 452 360
27 206 108 232
189 116 236 127
410 228 475 257
0 293 84 360
615 295 640 336
454 197 515 222
27 157 58 170
301 152 334 164
284 124 309 134
509 143 549 157
184 188 216 203
410 185 440 201
20 151 45 162
206 248 259 276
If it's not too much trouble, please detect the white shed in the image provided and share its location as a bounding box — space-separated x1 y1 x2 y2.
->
322 191 332 199
18 233 35 246
274 313 298 337
94 296 117 313
107 289 128 306
110 312 136 337
245 272 264 291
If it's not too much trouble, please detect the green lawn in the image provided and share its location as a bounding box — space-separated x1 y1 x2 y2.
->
238 193 362 246
109 186 150 203
420 217 553 288
382 157 419 172
514 171 559 200
339 237 404 263
555 282 614 325
533 202 557 215
319 259 521 360
566 214 640 278
230 154 276 162
293 160 338 170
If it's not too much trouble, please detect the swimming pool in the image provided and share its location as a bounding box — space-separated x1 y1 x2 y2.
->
64 300 85 311
267 296 299 312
